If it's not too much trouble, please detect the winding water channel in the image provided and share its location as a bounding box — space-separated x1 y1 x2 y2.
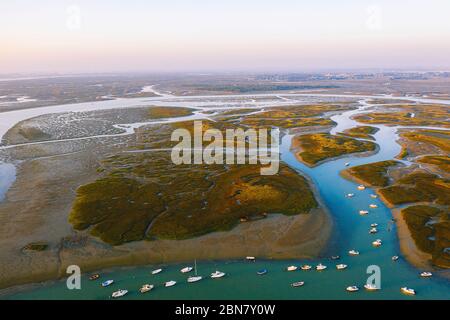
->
1 93 449 299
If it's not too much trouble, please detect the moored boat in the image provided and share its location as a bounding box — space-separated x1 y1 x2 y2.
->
345 162 350 167
291 281 305 287
287 265 298 271
89 274 100 281
364 284 379 291
316 263 327 271
369 204 378 208
101 279 114 287
151 268 163 275
370 223 378 227
372 239 382 247
111 289 128 298
187 276 203 283
369 227 378 234
346 286 359 292
359 210 369 215
370 194 378 198
165 280 177 287
348 250 360 256
211 271 226 279
392 255 399 261
346 193 354 198
331 255 340 260
420 271 432 278
246 256 256 261
401 287 416 295
180 266 193 273
257 269 268 275
336 264 347 270
301 265 312 270
357 185 365 190
139 284 154 293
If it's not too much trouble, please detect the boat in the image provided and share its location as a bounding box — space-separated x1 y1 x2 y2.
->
211 271 226 279
345 162 350 167
287 265 298 271
111 289 128 298
101 279 114 287
301 265 312 270
372 239 382 247
370 194 378 198
359 210 369 215
400 287 416 295
392 255 399 261
246 256 256 261
257 269 268 275
346 193 354 198
370 223 378 227
180 266 193 273
336 264 347 270
331 255 340 260
316 263 327 271
348 250 360 256
151 268 163 275
369 204 378 208
420 272 432 278
139 284 154 293
357 185 365 190
89 274 100 281
364 284 379 291
369 227 378 234
346 286 359 292
187 260 202 283
165 280 177 287
291 281 305 287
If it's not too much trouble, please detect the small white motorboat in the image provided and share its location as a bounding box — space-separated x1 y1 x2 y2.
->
401 287 416 295
331 255 340 260
348 250 360 256
370 194 378 198
370 223 378 227
357 185 366 190
211 271 226 279
180 266 193 273
246 256 256 261
346 286 359 292
257 269 268 275
187 276 203 283
359 210 369 215
316 263 327 271
345 162 350 167
291 281 305 287
364 284 379 291
336 264 347 270
346 193 354 198
287 265 298 271
392 255 399 261
165 280 177 287
369 204 378 209
101 280 114 287
111 289 128 298
420 271 432 278
139 284 154 293
372 239 382 247
301 265 312 271
369 227 378 234
151 268 163 275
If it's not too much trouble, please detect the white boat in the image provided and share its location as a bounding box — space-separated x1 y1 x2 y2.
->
345 162 350 167
246 256 256 261
370 194 378 198
346 193 354 198
400 287 416 295
287 265 298 271
165 280 177 287
348 250 360 256
331 255 340 260
392 255 399 261
111 289 128 298
139 284 154 293
369 204 378 208
369 227 378 234
101 279 114 287
370 223 378 227
291 281 305 287
357 185 366 190
359 210 369 215
187 276 203 283
180 266 193 273
316 263 327 271
420 272 432 278
211 271 226 279
346 286 359 292
364 284 379 291
372 239 382 247
301 265 312 270
151 268 162 275
336 264 347 270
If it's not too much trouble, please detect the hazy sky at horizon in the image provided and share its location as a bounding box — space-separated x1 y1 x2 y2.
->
1 0 450 73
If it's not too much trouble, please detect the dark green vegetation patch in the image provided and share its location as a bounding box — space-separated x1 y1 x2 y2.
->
343 160 400 187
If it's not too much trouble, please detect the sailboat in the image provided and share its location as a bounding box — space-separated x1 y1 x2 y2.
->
187 260 202 283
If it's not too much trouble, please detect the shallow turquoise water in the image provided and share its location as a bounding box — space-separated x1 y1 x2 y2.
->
4 101 450 300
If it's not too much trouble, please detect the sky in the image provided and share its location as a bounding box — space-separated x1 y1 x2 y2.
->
1 0 450 74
